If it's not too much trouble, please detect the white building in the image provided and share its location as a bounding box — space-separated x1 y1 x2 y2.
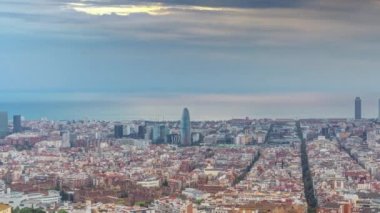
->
137 178 160 188
62 132 71 148
182 188 210 200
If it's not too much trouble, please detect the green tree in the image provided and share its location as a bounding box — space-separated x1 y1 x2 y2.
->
12 207 20 213
195 199 203 205
162 179 169 187
19 208 45 213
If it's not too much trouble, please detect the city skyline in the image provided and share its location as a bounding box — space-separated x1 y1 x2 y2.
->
0 106 379 212
3 0 380 212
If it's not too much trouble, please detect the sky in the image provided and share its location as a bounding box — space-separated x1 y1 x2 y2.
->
1 0 380 120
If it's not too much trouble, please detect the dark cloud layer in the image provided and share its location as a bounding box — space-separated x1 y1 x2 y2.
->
74 0 380 10
107 0 302 8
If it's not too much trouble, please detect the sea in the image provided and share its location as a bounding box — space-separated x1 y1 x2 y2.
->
0 100 357 121
0 100 245 121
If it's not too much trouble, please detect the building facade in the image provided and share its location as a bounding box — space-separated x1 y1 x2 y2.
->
355 97 362 120
13 115 22 133
114 124 124 139
0 112 8 139
378 99 380 119
180 108 191 146
0 204 11 213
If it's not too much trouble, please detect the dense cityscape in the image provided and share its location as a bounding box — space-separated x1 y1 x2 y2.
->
0 98 378 212
3 0 380 211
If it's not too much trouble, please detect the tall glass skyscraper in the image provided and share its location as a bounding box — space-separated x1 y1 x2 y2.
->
114 124 124 139
180 108 191 146
0 112 8 139
355 97 362 120
378 99 380 119
13 115 22 133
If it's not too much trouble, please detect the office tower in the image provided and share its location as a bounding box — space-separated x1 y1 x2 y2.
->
114 124 124 139
355 97 362 120
123 125 131 136
13 115 22 133
378 99 380 119
0 112 8 139
152 125 161 143
321 127 329 137
145 126 152 140
192 132 201 144
138 125 146 139
160 125 169 143
168 133 180 144
180 108 191 146
61 131 71 148
70 133 78 147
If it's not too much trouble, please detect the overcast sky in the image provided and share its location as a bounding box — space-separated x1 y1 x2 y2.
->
1 0 380 119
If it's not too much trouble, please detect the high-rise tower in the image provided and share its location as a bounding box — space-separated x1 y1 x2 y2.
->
13 115 22 133
355 97 362 120
378 99 380 119
180 108 191 146
114 124 124 139
0 112 8 139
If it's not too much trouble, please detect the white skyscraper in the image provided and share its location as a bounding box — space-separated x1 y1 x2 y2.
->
61 131 71 148
0 112 8 139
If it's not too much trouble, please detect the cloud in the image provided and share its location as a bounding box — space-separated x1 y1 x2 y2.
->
2 0 380 48
67 3 169 16
61 0 380 47
66 2 235 17
76 0 302 9
1 0 380 101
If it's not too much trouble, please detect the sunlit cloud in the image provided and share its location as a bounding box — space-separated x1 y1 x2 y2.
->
67 3 168 16
66 2 232 16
